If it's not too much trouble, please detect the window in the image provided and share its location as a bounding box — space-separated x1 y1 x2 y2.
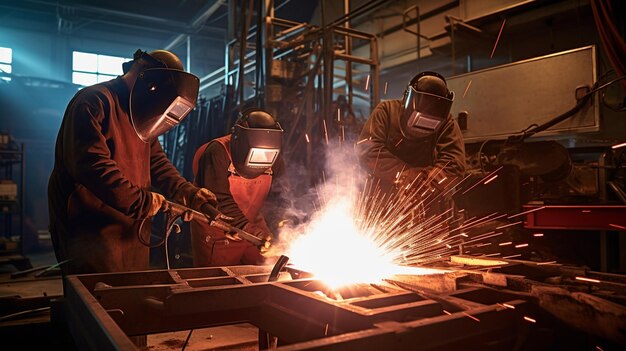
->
0 47 12 81
72 51 131 86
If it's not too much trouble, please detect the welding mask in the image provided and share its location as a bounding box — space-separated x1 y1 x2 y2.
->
230 109 283 179
129 50 199 142
400 71 454 140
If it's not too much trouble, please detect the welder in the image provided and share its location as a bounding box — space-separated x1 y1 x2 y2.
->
48 49 221 276
357 71 466 212
191 109 283 266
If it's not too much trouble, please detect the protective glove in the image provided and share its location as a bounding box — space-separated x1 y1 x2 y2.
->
148 192 168 217
191 188 217 208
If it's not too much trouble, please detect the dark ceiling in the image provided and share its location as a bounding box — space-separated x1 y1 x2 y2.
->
0 0 320 47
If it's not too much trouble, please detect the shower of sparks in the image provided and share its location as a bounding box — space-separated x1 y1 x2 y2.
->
490 19 507 58
462 80 472 98
275 147 526 289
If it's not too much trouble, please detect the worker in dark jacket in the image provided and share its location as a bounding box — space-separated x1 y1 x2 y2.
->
191 109 283 266
48 49 219 276
357 71 465 207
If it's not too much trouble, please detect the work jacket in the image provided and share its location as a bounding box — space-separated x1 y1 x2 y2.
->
48 77 198 275
357 99 466 190
190 135 273 266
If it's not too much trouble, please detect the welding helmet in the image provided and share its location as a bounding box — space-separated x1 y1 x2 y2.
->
230 109 283 179
129 49 199 142
400 71 454 140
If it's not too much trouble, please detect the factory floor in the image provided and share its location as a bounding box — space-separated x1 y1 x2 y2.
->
0 247 259 350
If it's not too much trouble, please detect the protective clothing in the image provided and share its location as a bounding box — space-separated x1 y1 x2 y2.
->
230 110 283 179
149 192 167 217
128 50 199 142
191 135 274 266
357 99 465 192
400 71 454 140
48 77 201 275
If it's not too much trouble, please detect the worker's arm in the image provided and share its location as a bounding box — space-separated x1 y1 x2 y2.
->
63 90 154 219
149 139 200 207
196 142 248 228
432 116 466 180
357 101 426 184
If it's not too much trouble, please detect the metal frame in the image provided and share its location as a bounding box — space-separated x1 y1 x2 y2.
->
63 265 532 350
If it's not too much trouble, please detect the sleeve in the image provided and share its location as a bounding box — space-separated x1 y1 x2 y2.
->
149 140 199 206
356 102 425 183
62 92 152 219
433 117 466 179
195 142 248 228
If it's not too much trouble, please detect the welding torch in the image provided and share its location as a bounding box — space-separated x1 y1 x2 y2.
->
163 201 271 249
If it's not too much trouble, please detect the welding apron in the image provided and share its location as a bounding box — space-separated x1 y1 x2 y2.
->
191 136 272 266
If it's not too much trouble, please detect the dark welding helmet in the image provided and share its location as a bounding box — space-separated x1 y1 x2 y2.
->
230 109 283 179
400 71 454 140
129 50 199 142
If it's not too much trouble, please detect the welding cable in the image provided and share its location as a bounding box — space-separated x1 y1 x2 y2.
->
181 329 194 351
511 75 626 143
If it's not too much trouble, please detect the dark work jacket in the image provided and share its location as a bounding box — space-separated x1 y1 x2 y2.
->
357 99 466 190
48 77 198 275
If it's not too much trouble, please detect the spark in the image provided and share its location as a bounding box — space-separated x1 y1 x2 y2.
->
503 254 521 259
609 223 626 230
499 241 512 246
322 120 329 145
533 233 544 237
483 174 498 184
515 243 528 248
305 133 310 143
442 310 452 315
324 324 329 336
496 221 522 229
384 81 388 95
523 316 536 323
612 142 626 149
596 346 604 351
508 206 545 219
501 303 515 309
490 19 507 58
462 312 480 322
536 261 558 265
582 209 591 213
365 74 371 91
575 276 600 283
462 80 472 98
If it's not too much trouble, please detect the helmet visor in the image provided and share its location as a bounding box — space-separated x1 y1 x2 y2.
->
130 68 199 142
401 85 454 139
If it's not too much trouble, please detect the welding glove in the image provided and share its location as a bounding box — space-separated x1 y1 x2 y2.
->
191 188 218 207
190 188 234 223
148 192 168 217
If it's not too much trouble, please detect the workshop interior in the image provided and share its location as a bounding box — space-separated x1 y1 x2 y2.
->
1 0 626 350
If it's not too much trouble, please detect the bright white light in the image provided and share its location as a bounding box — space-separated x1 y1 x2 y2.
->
286 198 398 289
